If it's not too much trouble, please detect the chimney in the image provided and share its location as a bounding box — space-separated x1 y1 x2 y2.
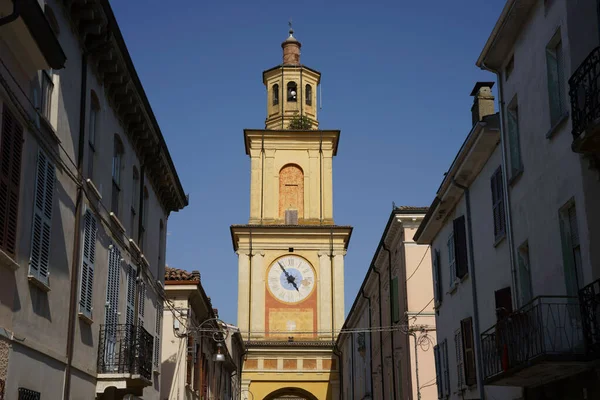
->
470 82 495 126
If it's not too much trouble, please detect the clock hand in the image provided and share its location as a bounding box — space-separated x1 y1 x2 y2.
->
278 261 299 291
278 261 291 277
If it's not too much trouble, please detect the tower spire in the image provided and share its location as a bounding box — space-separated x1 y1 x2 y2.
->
282 20 301 65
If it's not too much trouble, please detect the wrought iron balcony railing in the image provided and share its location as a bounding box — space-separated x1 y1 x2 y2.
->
579 278 600 356
481 296 586 384
569 46 600 150
97 323 154 381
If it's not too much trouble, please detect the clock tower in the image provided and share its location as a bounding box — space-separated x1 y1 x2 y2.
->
230 25 352 400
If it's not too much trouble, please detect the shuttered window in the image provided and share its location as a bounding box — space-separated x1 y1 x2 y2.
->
138 280 145 327
460 317 477 386
453 216 468 280
447 233 456 286
490 167 506 241
518 243 533 306
154 302 163 367
494 287 513 320
79 210 97 318
432 249 442 303
433 345 443 398
507 103 523 176
391 276 400 323
454 328 465 388
441 339 450 397
125 264 136 327
560 202 583 297
105 245 121 327
29 150 55 285
0 105 23 256
186 335 194 385
546 32 565 125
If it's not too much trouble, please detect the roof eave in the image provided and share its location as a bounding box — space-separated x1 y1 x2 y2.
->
20 0 67 69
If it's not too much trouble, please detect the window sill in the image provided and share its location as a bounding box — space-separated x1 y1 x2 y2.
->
129 238 141 254
78 312 93 325
493 233 506 248
28 274 50 292
545 112 569 140
448 282 459 295
508 169 523 187
153 368 160 375
85 179 102 200
109 212 126 233
0 249 19 271
433 299 441 310
140 254 150 269
39 114 61 144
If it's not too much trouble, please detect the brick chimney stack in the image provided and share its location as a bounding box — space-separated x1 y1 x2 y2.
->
470 82 495 126
281 25 301 65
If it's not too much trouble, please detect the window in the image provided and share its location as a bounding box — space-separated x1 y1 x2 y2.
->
140 187 149 249
88 92 99 180
434 344 442 398
507 99 523 177
546 30 566 126
287 81 297 102
186 335 194 385
432 249 442 304
491 166 506 241
29 150 55 286
138 279 145 327
112 135 124 217
79 210 97 319
125 264 136 327
460 317 477 386
454 328 465 389
505 55 514 81
494 286 513 320
105 244 121 327
272 84 279 106
434 339 450 398
0 104 24 256
517 242 533 306
447 233 456 287
154 302 163 367
391 276 400 323
305 84 312 106
39 70 53 121
559 202 583 297
131 167 139 237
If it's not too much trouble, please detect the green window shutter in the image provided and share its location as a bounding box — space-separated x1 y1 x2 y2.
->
453 216 469 279
391 276 400 323
491 167 506 240
433 345 443 399
507 107 522 175
546 46 561 124
79 210 97 317
29 150 55 285
432 249 442 303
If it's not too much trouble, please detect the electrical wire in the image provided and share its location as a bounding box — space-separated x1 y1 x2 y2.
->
405 246 430 282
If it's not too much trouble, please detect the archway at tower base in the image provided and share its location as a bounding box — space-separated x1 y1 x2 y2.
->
264 387 319 400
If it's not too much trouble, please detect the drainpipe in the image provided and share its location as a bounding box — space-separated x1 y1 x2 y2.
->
361 289 374 398
382 243 397 400
479 62 519 309
63 35 111 400
451 179 485 400
372 265 385 397
0 0 19 26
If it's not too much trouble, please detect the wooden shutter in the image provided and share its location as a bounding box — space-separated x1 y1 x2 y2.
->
29 150 55 285
441 340 450 397
0 105 23 256
491 167 505 240
154 302 162 367
186 335 194 385
454 329 465 388
125 264 136 327
453 216 468 279
391 276 400 323
138 280 146 327
494 287 513 320
460 317 477 386
194 343 201 391
79 210 97 317
507 107 522 174
433 345 442 399
432 249 442 303
105 245 121 327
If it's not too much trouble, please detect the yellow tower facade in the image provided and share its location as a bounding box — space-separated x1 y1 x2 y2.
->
231 26 352 400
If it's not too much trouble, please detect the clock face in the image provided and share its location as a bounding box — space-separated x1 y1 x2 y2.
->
267 255 316 304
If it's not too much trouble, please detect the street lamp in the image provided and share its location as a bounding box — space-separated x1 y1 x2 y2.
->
213 342 225 362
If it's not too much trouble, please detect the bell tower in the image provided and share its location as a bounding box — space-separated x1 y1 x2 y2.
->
264 24 321 130
231 25 352 400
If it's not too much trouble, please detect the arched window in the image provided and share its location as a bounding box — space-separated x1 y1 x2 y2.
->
279 164 304 223
88 91 100 180
44 4 60 35
131 167 140 237
111 135 124 217
287 81 297 102
272 84 279 106
305 84 312 106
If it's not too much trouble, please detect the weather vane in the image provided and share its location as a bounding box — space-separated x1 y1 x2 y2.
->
288 18 294 35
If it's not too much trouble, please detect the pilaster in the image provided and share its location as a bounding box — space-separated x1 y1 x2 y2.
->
333 250 346 333
237 250 250 335
250 250 266 338
318 251 332 338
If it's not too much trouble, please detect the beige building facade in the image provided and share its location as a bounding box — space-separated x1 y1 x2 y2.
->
0 1 187 399
231 27 352 400
160 267 244 400
337 206 436 400
414 0 600 397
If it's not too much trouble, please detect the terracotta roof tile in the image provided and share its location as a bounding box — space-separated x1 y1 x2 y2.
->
165 266 200 282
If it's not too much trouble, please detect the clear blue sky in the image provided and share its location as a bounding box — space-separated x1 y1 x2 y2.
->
111 0 505 324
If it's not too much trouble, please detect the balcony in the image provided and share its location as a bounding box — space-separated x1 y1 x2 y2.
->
480 296 590 387
569 46 600 154
96 324 154 396
579 278 600 357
